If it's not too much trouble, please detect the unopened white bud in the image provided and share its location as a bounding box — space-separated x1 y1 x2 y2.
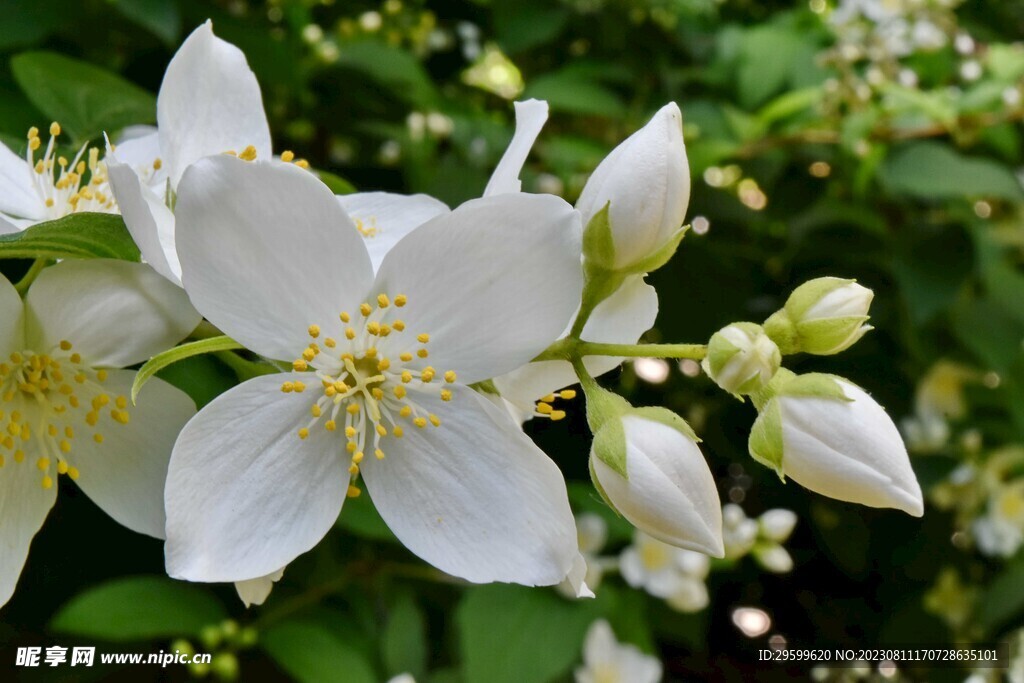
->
702 322 781 397
758 508 798 543
753 544 794 573
765 278 873 355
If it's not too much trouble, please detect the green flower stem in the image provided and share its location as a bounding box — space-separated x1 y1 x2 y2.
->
534 338 707 362
13 258 49 295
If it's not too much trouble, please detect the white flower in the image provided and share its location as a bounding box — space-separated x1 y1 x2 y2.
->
575 620 662 683
164 155 585 587
620 532 711 613
591 410 723 556
721 504 758 560
575 103 690 272
759 508 798 542
0 122 121 228
702 322 780 397
0 259 198 606
107 20 272 286
752 544 794 573
766 278 873 356
973 481 1024 558
749 371 924 516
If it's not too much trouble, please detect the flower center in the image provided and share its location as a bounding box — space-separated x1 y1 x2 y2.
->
533 390 574 421
282 293 457 498
0 341 130 489
25 123 118 219
639 539 671 571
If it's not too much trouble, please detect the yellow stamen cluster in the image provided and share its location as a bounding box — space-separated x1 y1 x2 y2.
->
354 217 378 238
0 341 129 488
534 389 576 422
280 293 460 498
25 123 117 219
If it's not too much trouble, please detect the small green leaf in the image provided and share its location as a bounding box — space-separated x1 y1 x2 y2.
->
975 553 1024 634
108 0 180 44
262 620 377 683
132 336 243 404
51 576 226 641
11 51 155 143
582 203 615 271
879 142 1024 202
0 213 141 261
591 415 628 479
382 591 428 679
748 400 785 476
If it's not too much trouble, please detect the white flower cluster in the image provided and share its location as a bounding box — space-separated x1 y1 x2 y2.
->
0 20 922 611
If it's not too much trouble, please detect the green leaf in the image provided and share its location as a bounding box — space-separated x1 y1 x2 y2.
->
736 25 808 109
337 41 438 108
975 553 1024 634
132 336 243 404
51 577 226 641
382 591 428 679
492 0 569 54
0 213 141 261
879 142 1024 202
523 70 625 118
11 51 155 143
457 584 602 683
262 620 377 683
108 0 181 45
317 169 357 195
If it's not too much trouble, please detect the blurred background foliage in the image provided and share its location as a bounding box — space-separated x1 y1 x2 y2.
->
2 0 1024 681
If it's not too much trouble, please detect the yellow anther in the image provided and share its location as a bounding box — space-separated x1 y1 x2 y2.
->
48 425 58 437
93 434 103 444
239 145 258 161
29 137 41 151
302 348 316 362
378 324 391 337
68 466 79 480
400 353 413 362
376 424 387 437
345 327 356 340
352 451 364 464
308 324 321 338
371 387 384 400
366 322 380 335
293 359 308 371
59 340 72 351
345 426 357 438
347 485 362 498
364 347 377 359
421 368 435 383
307 342 320 355
115 396 127 410
393 320 406 331
59 440 71 453
360 303 373 316
333 380 349 393
429 414 441 427
311 404 322 418
444 370 457 383
414 417 427 428
27 126 38 139
70 353 82 364
96 369 108 381
417 333 430 344
536 402 553 415
14 450 24 463
346 441 357 452
393 426 404 438
298 428 310 439
340 311 351 323
325 385 337 397
348 463 360 476
560 389 577 399
57 461 69 475
401 371 412 383
281 382 295 393
377 358 391 371
42 476 54 490
65 426 74 438
86 411 98 426
550 410 567 421
325 420 337 431
441 389 452 402
541 394 556 403
347 403 361 415
375 448 385 460
37 457 50 471
295 159 310 169
399 406 412 418
393 386 407 399
417 349 429 358
49 122 61 136
281 150 295 162
58 156 68 167
377 293 390 308
324 337 337 348
153 158 163 170
293 381 306 393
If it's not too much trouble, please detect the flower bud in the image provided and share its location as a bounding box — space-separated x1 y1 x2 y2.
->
702 322 781 397
577 103 690 272
749 371 923 516
752 544 794 573
758 508 798 543
590 407 723 556
765 278 873 356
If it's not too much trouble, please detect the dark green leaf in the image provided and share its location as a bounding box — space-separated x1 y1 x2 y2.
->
975 553 1024 634
51 576 226 641
109 0 181 45
879 142 1024 201
382 591 428 679
262 620 377 683
0 213 141 261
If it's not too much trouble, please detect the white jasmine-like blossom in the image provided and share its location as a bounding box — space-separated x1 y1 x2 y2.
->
164 156 585 588
591 411 723 556
0 260 198 606
621 532 711 613
749 371 924 516
575 619 662 683
575 102 690 272
107 20 272 286
973 481 1024 558
0 122 120 229
702 322 781 397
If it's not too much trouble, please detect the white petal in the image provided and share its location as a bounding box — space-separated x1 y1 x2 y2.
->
561 553 596 599
758 508 797 542
336 192 450 272
107 159 181 284
24 259 199 367
235 566 285 607
0 141 44 221
779 381 924 516
165 373 347 582
665 576 709 613
175 156 374 361
111 130 167 187
483 99 549 197
582 619 617 666
493 275 657 418
0 452 57 607
754 544 793 573
0 215 21 235
373 193 583 384
359 385 577 585
0 273 24 358
158 21 271 187
63 371 195 538
594 416 723 556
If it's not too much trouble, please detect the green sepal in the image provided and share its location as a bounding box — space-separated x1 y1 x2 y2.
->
776 372 852 402
132 336 243 404
631 406 700 443
703 331 742 376
581 379 631 434
763 310 799 355
794 316 871 355
748 400 786 479
621 225 689 276
470 378 500 395
591 416 628 479
581 202 616 271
